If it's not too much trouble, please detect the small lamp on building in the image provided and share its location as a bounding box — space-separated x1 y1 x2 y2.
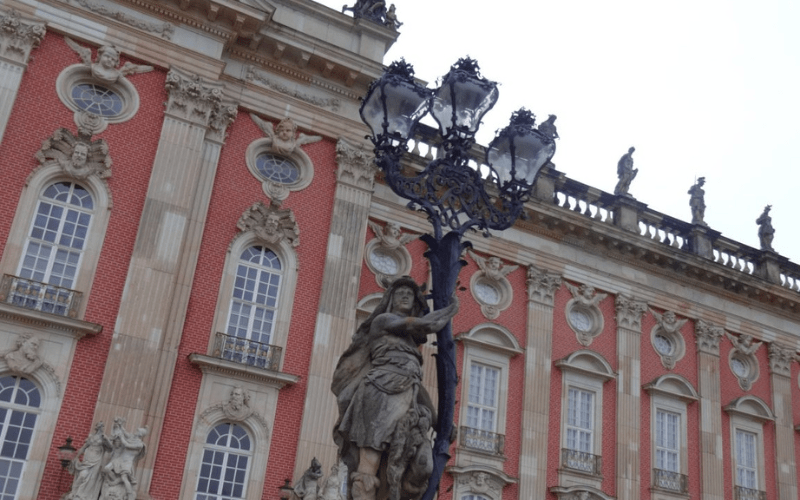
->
57 436 76 470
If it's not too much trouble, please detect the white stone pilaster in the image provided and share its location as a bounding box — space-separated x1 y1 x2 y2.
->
92 67 237 497
0 9 45 144
694 319 725 500
293 138 375 478
768 342 797 500
518 265 561 500
614 294 646 500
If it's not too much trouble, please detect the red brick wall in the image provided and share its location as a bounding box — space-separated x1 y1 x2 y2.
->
0 33 164 499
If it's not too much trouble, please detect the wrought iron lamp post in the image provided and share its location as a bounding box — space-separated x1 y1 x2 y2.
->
360 58 556 500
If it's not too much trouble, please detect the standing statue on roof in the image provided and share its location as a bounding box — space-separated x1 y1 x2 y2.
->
756 205 775 251
332 276 458 500
342 0 401 29
614 146 637 196
688 177 706 225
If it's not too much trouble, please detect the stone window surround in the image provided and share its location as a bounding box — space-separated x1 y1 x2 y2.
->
455 323 522 463
207 230 298 372
177 377 272 500
554 350 615 488
724 396 775 494
0 165 111 319
0 352 64 499
56 64 141 131
245 138 315 195
643 374 698 499
447 464 517 500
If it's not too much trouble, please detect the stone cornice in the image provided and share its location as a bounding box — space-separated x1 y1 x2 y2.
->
188 353 299 388
526 265 562 305
0 303 102 339
615 294 646 331
768 342 796 377
335 138 376 190
694 319 724 356
0 8 46 65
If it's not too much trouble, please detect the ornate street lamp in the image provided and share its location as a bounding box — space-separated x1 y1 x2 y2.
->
360 57 555 500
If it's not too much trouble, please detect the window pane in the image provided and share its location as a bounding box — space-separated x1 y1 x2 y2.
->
196 424 251 499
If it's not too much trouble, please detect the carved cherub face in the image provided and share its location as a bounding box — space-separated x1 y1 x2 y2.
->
475 473 487 486
580 285 595 299
386 222 401 239
740 334 753 347
663 311 676 323
391 286 415 314
487 257 502 271
276 119 295 141
72 143 89 167
97 46 120 69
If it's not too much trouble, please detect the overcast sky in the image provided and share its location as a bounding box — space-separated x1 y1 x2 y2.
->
316 0 800 265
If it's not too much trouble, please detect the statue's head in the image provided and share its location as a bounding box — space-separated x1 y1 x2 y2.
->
663 311 676 323
276 118 297 141
97 45 120 69
385 221 401 239
487 257 502 271
72 143 89 167
385 276 427 318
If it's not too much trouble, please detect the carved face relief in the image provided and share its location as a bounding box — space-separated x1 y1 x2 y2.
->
230 387 245 409
98 46 119 69
71 143 89 167
487 257 502 272
391 286 415 314
276 120 295 142
386 222 401 239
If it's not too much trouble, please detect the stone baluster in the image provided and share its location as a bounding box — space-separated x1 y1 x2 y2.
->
293 138 376 478
0 9 45 144
91 67 238 496
518 265 562 499
694 320 725 500
614 294 647 500
768 342 797 500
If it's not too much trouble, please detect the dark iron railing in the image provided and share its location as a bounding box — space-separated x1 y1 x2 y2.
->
560 448 602 476
0 274 82 318
213 332 282 371
459 426 505 456
653 469 688 494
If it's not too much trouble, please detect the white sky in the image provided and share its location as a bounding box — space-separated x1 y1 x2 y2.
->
316 0 800 264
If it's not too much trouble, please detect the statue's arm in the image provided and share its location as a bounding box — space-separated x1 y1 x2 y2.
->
375 297 460 338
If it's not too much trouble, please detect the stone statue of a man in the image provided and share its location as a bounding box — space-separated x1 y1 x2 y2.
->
331 276 458 500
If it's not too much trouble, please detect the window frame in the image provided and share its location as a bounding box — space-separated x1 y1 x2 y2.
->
456 323 521 464
724 396 773 497
554 350 615 486
194 422 253 500
209 231 298 372
0 165 111 319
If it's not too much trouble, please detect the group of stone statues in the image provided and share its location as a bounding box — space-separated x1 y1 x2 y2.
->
613 148 776 252
64 418 148 500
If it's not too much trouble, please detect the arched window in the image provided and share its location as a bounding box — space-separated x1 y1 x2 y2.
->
219 246 282 369
195 423 252 500
0 375 41 500
11 181 93 315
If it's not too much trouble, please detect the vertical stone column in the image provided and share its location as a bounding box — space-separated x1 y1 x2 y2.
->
768 343 797 500
694 320 725 500
614 294 647 500
293 139 375 477
518 265 561 500
92 67 237 496
0 9 45 144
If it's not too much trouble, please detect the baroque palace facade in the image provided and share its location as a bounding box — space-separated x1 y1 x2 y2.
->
0 1 799 500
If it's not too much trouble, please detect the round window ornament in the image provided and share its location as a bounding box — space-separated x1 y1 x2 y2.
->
725 332 762 391
648 308 687 370
564 282 606 346
467 250 516 320
364 221 414 286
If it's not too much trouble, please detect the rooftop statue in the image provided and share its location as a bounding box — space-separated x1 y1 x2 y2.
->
614 146 637 196
537 114 559 140
342 1 402 29
756 205 775 251
64 37 153 85
688 177 707 225
332 277 458 500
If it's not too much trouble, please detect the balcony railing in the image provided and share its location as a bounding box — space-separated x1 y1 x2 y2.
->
560 448 602 476
459 426 505 456
653 469 688 494
213 332 282 371
734 486 766 500
0 274 82 318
